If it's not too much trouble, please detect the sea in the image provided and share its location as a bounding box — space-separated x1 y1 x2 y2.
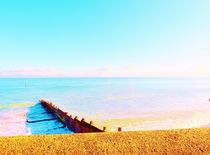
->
0 78 210 136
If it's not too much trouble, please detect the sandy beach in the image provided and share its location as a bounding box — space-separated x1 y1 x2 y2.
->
0 128 209 154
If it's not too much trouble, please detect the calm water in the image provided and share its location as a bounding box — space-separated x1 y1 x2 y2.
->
0 78 210 135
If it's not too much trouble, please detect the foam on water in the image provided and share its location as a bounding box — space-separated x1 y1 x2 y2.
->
0 108 30 136
0 102 73 136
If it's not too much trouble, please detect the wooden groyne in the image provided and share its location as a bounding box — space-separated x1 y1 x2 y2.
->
40 99 105 133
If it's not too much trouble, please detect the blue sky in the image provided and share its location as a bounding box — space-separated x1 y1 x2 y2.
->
0 0 210 77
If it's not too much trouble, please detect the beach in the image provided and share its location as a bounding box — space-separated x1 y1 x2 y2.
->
0 78 209 154
1 0 210 154
0 128 209 154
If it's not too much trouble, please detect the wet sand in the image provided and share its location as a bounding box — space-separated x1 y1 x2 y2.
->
0 128 209 154
91 110 210 132
0 109 30 136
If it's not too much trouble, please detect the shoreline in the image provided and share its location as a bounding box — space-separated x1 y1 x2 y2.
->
1 104 209 135
0 128 209 154
40 100 210 132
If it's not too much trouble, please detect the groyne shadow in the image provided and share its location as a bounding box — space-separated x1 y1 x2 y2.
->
26 103 74 135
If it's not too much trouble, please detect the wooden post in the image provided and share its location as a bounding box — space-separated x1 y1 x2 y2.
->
118 127 122 132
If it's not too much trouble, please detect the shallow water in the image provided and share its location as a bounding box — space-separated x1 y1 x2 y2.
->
26 103 73 135
0 78 210 135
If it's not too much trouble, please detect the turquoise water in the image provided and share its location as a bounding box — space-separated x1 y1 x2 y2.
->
0 78 210 135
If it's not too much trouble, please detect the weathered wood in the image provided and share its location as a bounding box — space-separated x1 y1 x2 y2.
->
40 99 105 133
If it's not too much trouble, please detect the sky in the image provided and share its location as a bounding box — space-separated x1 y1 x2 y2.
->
0 0 210 77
